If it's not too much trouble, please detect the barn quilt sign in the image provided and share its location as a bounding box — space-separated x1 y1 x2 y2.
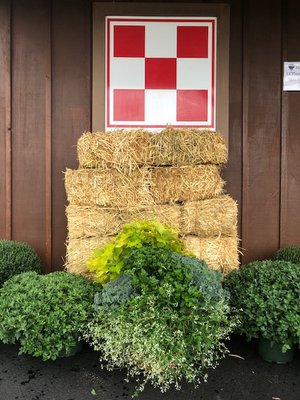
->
105 17 217 130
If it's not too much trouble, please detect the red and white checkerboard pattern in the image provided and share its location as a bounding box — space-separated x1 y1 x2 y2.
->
106 17 216 130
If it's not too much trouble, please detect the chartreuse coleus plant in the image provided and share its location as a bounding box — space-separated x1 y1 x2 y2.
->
0 240 42 286
224 259 300 351
0 271 99 360
87 220 188 285
273 245 300 264
83 244 234 395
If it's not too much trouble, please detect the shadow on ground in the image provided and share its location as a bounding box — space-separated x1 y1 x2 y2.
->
0 336 299 400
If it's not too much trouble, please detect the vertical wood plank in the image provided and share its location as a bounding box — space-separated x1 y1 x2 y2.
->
45 53 52 271
51 0 91 271
0 0 11 240
11 0 51 268
222 0 243 246
242 0 282 262
280 0 300 246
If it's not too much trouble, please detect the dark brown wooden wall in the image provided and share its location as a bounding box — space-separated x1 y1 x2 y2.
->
0 0 299 271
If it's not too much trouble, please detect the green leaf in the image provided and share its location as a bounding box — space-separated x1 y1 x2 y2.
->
224 259 300 347
86 220 188 285
0 271 99 360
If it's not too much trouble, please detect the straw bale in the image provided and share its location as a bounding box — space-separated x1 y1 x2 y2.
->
152 126 228 166
66 204 181 239
65 168 152 208
77 127 227 170
182 195 238 237
150 165 224 204
77 130 155 171
183 235 240 274
65 236 112 276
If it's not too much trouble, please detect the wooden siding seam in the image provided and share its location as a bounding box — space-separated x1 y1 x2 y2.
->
5 0 12 240
279 0 287 248
240 0 245 262
89 0 93 131
45 0 52 272
241 0 248 264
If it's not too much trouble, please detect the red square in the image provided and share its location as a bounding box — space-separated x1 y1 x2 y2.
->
114 26 145 57
145 58 176 89
177 90 208 121
113 90 145 121
177 26 208 58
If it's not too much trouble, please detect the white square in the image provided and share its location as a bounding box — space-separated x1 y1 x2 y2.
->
145 23 177 58
177 58 211 90
110 58 145 89
145 90 176 125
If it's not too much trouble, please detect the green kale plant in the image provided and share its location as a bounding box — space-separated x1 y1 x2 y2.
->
83 244 234 394
273 245 300 264
0 240 42 286
94 273 134 310
172 253 229 302
87 219 188 285
224 259 300 351
0 271 99 360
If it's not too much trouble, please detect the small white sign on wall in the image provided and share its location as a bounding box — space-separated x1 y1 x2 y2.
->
283 62 300 91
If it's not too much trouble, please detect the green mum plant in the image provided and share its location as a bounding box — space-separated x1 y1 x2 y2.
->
273 245 300 264
224 259 300 351
0 271 99 360
0 240 42 286
83 244 234 394
87 219 187 285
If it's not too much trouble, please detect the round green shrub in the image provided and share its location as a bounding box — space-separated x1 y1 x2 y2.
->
0 240 42 286
0 271 100 360
224 259 300 351
84 244 234 394
273 245 300 264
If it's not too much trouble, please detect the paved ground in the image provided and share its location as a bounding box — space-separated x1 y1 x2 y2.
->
0 336 299 400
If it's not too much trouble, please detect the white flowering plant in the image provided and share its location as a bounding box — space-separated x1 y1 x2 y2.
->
83 244 234 395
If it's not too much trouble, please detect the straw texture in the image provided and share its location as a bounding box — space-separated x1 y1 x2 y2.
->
182 195 238 237
77 127 227 170
77 130 154 171
66 127 239 277
66 204 181 239
150 165 224 203
183 235 240 274
65 168 152 208
66 235 240 277
153 126 228 166
65 236 112 276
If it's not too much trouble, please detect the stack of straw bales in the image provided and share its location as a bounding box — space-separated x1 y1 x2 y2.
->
65 127 239 276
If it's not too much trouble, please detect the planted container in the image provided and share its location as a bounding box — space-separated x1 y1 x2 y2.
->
0 272 99 361
258 337 294 364
224 259 300 360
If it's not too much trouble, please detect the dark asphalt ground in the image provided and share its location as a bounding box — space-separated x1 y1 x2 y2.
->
0 336 299 400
